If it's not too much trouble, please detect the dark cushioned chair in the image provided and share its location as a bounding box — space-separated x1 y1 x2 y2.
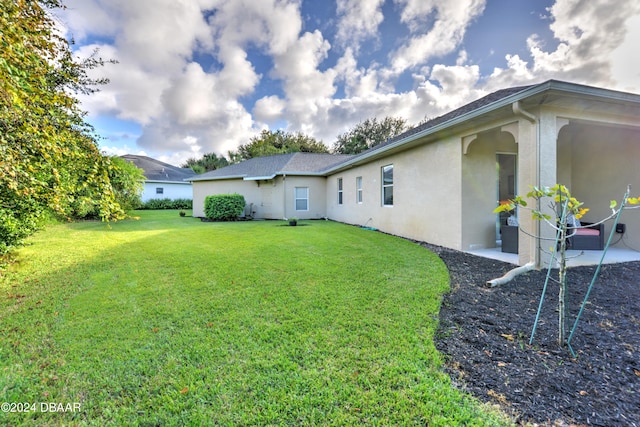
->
568 221 605 250
501 224 518 253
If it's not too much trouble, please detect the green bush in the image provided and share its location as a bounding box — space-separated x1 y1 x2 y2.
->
204 194 245 221
139 198 192 210
171 198 193 210
0 205 43 256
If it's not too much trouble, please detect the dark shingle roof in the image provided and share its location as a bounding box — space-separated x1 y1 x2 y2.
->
281 153 354 173
121 155 196 182
189 153 354 181
359 84 535 156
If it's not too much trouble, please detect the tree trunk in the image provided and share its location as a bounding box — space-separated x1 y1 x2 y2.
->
558 225 568 346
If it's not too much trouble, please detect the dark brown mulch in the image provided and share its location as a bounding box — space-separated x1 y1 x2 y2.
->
423 243 640 427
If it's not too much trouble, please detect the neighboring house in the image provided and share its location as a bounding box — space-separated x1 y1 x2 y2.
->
121 154 196 202
189 80 640 267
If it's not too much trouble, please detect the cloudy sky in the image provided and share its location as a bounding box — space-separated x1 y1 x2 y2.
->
58 0 640 166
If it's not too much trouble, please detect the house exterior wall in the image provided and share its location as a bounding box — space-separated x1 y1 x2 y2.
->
142 182 193 202
327 139 463 249
461 128 518 251
282 176 327 219
193 179 268 218
562 124 640 247
191 176 327 220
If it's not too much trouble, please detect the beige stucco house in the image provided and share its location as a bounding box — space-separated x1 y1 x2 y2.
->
190 80 640 267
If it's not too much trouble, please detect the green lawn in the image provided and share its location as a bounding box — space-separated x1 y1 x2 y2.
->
0 211 512 426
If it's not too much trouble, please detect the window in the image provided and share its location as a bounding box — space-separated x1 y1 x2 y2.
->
295 187 309 211
156 187 164 194
337 178 343 205
356 176 363 203
382 164 393 206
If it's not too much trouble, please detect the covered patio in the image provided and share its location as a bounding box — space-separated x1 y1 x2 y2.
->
470 246 640 267
461 82 640 268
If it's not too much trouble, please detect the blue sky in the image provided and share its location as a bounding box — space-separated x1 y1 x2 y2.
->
59 0 640 166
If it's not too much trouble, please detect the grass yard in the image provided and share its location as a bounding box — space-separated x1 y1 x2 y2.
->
0 211 512 426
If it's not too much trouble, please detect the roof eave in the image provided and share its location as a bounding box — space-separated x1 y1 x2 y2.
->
188 174 247 182
542 80 640 104
145 180 192 184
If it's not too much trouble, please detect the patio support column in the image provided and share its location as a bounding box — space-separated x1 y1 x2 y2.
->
536 111 562 268
511 102 539 267
508 109 568 268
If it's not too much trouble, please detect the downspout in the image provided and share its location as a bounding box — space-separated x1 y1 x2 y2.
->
282 173 287 220
487 101 539 286
512 101 536 123
486 262 536 287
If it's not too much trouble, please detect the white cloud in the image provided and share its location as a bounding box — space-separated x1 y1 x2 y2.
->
253 95 286 123
427 64 482 109
270 30 338 136
390 0 486 72
59 0 117 41
610 14 640 91
100 144 147 158
207 0 302 56
488 0 640 89
335 0 385 52
63 0 300 161
60 0 640 166
335 48 384 98
72 43 170 124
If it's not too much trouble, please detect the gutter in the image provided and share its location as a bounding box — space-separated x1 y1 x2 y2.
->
243 175 276 181
188 174 247 182
145 180 193 185
189 170 330 183
283 173 287 219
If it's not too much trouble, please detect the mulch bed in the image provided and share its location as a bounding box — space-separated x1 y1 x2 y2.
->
423 243 640 426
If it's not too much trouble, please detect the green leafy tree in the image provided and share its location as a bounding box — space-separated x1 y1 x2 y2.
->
495 184 639 348
332 117 407 154
226 150 244 165
233 129 328 161
105 156 145 212
182 153 229 173
0 0 124 256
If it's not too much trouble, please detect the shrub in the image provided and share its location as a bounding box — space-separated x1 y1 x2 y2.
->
141 198 172 210
139 198 192 210
0 205 43 256
204 194 246 221
171 198 193 210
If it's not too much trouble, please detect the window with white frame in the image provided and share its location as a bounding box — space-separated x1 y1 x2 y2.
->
156 187 164 194
356 176 363 203
294 187 309 211
382 164 393 206
337 178 343 205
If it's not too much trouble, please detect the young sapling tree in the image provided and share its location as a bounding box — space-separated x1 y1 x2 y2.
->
495 184 639 346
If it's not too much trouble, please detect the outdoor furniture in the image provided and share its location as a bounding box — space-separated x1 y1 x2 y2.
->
569 221 605 250
501 224 518 253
